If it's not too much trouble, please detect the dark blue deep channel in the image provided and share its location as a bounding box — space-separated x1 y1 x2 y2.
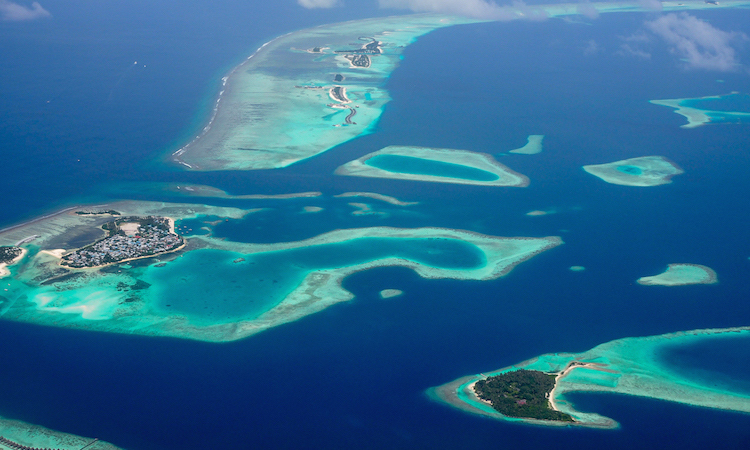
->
1 5 750 450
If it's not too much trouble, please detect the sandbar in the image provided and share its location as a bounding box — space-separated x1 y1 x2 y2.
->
650 92 750 128
336 146 529 187
429 326 750 429
334 192 418 206
509 135 544 155
379 289 403 299
348 202 385 216
583 156 683 186
637 263 717 286
166 183 322 199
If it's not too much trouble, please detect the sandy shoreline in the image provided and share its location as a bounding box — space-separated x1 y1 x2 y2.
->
58 216 185 270
0 247 28 278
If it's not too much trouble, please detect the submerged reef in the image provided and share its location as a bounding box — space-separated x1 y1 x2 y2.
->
637 263 718 286
429 327 750 428
0 200 561 342
650 92 750 128
0 415 122 450
583 156 683 186
336 145 529 186
509 135 544 155
171 15 480 171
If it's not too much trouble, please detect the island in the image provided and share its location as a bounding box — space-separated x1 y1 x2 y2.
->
473 369 574 422
428 326 750 428
336 145 529 187
583 156 684 186
637 263 718 286
169 2 748 171
0 200 562 342
650 92 750 128
0 246 24 265
0 246 26 278
61 216 184 268
170 15 481 171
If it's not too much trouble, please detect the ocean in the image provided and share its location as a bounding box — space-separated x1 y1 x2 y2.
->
1 2 750 449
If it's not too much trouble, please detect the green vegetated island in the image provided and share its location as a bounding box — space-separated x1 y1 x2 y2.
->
0 200 562 342
429 326 750 428
170 1 748 172
336 145 529 186
583 156 683 186
651 92 750 128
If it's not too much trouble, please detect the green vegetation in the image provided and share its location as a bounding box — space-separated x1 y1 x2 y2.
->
0 246 23 264
75 210 121 215
473 369 574 422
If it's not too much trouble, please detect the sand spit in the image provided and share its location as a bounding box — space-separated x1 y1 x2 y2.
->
335 192 418 206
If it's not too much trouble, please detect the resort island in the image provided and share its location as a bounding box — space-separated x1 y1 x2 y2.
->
429 326 750 429
61 216 184 268
473 369 574 422
0 246 24 265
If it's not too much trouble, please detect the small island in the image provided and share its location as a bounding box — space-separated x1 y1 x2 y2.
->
0 246 24 265
473 369 574 422
61 216 183 268
0 246 26 278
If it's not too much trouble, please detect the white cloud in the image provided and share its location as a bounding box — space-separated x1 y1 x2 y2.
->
576 1 599 20
583 39 600 55
618 43 651 59
0 0 50 21
646 13 748 71
378 0 547 21
298 0 339 9
638 0 663 11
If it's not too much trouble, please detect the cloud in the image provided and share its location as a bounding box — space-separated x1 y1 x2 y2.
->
576 1 599 20
646 12 748 71
637 0 663 11
618 43 651 59
378 0 547 21
297 0 339 9
583 39 601 55
0 0 50 21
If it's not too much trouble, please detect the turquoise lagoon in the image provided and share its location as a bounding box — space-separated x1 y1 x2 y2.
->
365 154 500 181
146 237 485 323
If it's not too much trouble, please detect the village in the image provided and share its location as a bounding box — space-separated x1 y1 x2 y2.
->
61 216 183 268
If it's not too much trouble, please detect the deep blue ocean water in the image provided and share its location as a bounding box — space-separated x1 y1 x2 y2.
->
1 3 750 449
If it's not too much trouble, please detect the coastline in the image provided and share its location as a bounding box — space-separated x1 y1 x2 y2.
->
0 247 27 278
429 326 750 429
